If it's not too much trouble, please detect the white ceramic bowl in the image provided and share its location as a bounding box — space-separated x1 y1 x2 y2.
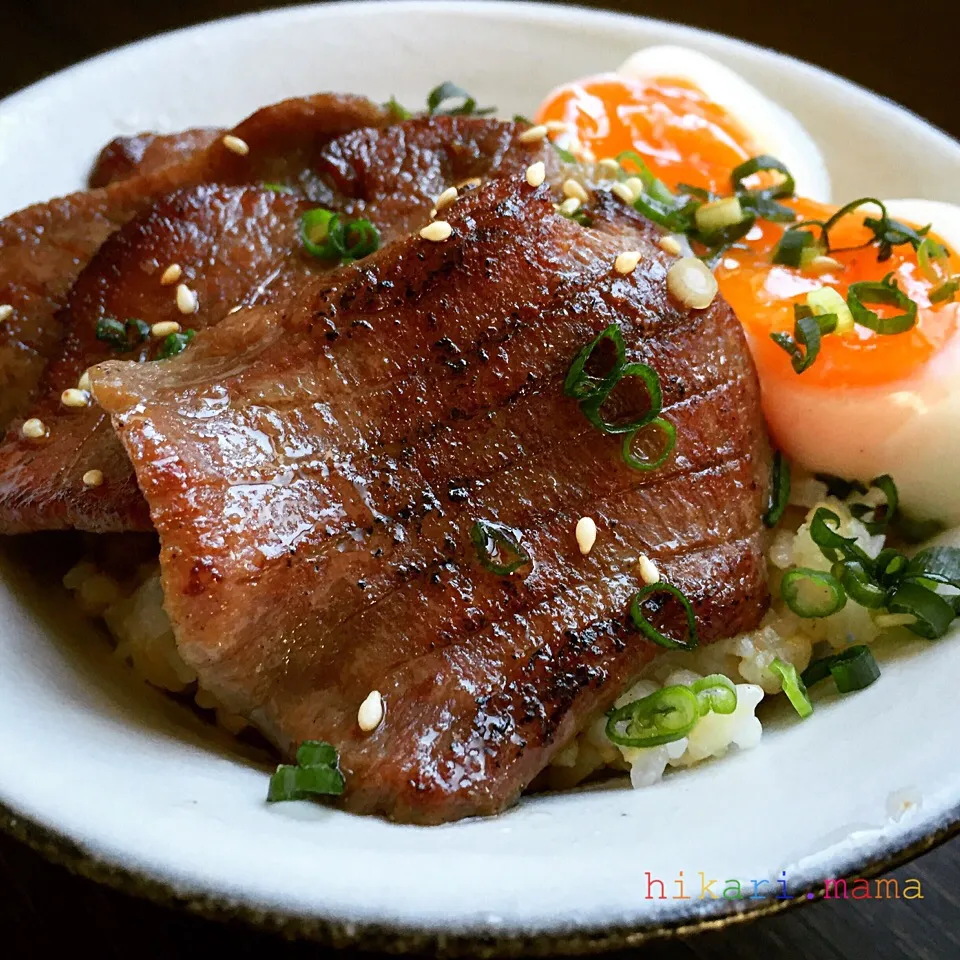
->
2 2 959 952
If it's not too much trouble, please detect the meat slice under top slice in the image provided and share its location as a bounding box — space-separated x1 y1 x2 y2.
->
0 117 557 534
91 176 771 824
0 92 390 430
88 129 224 188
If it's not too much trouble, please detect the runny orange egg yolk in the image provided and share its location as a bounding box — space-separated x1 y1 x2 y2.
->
717 202 960 387
535 73 760 193
537 75 960 389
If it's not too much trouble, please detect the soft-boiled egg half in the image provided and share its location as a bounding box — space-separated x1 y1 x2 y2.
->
719 199 960 524
536 45 831 201
537 48 960 524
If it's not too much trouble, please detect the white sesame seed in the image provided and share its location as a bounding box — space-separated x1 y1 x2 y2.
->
0 304 13 323
21 418 47 440
78 370 92 392
562 179 589 203
580 147 597 164
151 321 181 339
357 689 384 732
597 158 621 178
160 263 182 286
434 186 458 211
614 251 643 275
518 124 548 144
525 161 546 188
61 388 90 409
658 235 683 256
575 517 597 556
808 255 844 275
420 220 453 242
666 257 719 310
176 283 199 315
611 182 635 204
624 177 644 201
82 469 104 488
222 134 250 156
637 554 660 585
544 120 569 133
559 197 581 216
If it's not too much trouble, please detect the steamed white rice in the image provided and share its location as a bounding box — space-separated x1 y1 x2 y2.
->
63 471 911 792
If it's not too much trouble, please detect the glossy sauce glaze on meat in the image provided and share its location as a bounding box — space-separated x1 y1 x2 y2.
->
91 176 771 823
0 93 391 430
0 118 556 533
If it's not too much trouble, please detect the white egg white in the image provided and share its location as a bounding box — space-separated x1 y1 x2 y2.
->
758 199 960 524
617 45 831 204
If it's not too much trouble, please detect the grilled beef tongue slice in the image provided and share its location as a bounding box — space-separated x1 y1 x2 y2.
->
88 129 224 188
0 92 391 431
90 176 771 823
0 117 556 533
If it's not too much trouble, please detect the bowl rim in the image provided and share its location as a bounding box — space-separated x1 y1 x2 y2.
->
2 0 959 951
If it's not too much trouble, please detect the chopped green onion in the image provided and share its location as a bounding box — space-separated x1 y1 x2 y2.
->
770 304 837 374
730 155 797 222
470 519 530 576
770 657 813 718
605 684 700 747
579 361 662 434
763 450 791 527
694 197 745 234
300 209 380 263
563 324 625 401
847 274 918 335
262 182 294 194
849 474 898 534
621 417 676 472
906 546 960 588
780 567 847 618
385 95 412 120
552 142 578 164
156 329 196 360
827 645 881 693
917 236 951 284
96 316 149 351
807 285 854 334
426 82 494 117
266 740 345 802
629 582 699 651
340 219 380 259
801 645 880 693
874 547 909 587
808 507 872 566
931 278 960 304
831 559 887 608
772 227 821 267
887 580 956 639
691 674 737 716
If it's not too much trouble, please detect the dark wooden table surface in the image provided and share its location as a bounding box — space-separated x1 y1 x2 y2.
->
2 1 958 956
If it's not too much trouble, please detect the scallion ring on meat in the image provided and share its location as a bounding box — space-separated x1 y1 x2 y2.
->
470 519 531 576
156 329 196 360
629 582 699 651
579 361 662 434
621 417 676 472
563 323 626 401
301 209 381 263
605 684 700 748
780 567 847 618
426 81 495 117
96 316 150 351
